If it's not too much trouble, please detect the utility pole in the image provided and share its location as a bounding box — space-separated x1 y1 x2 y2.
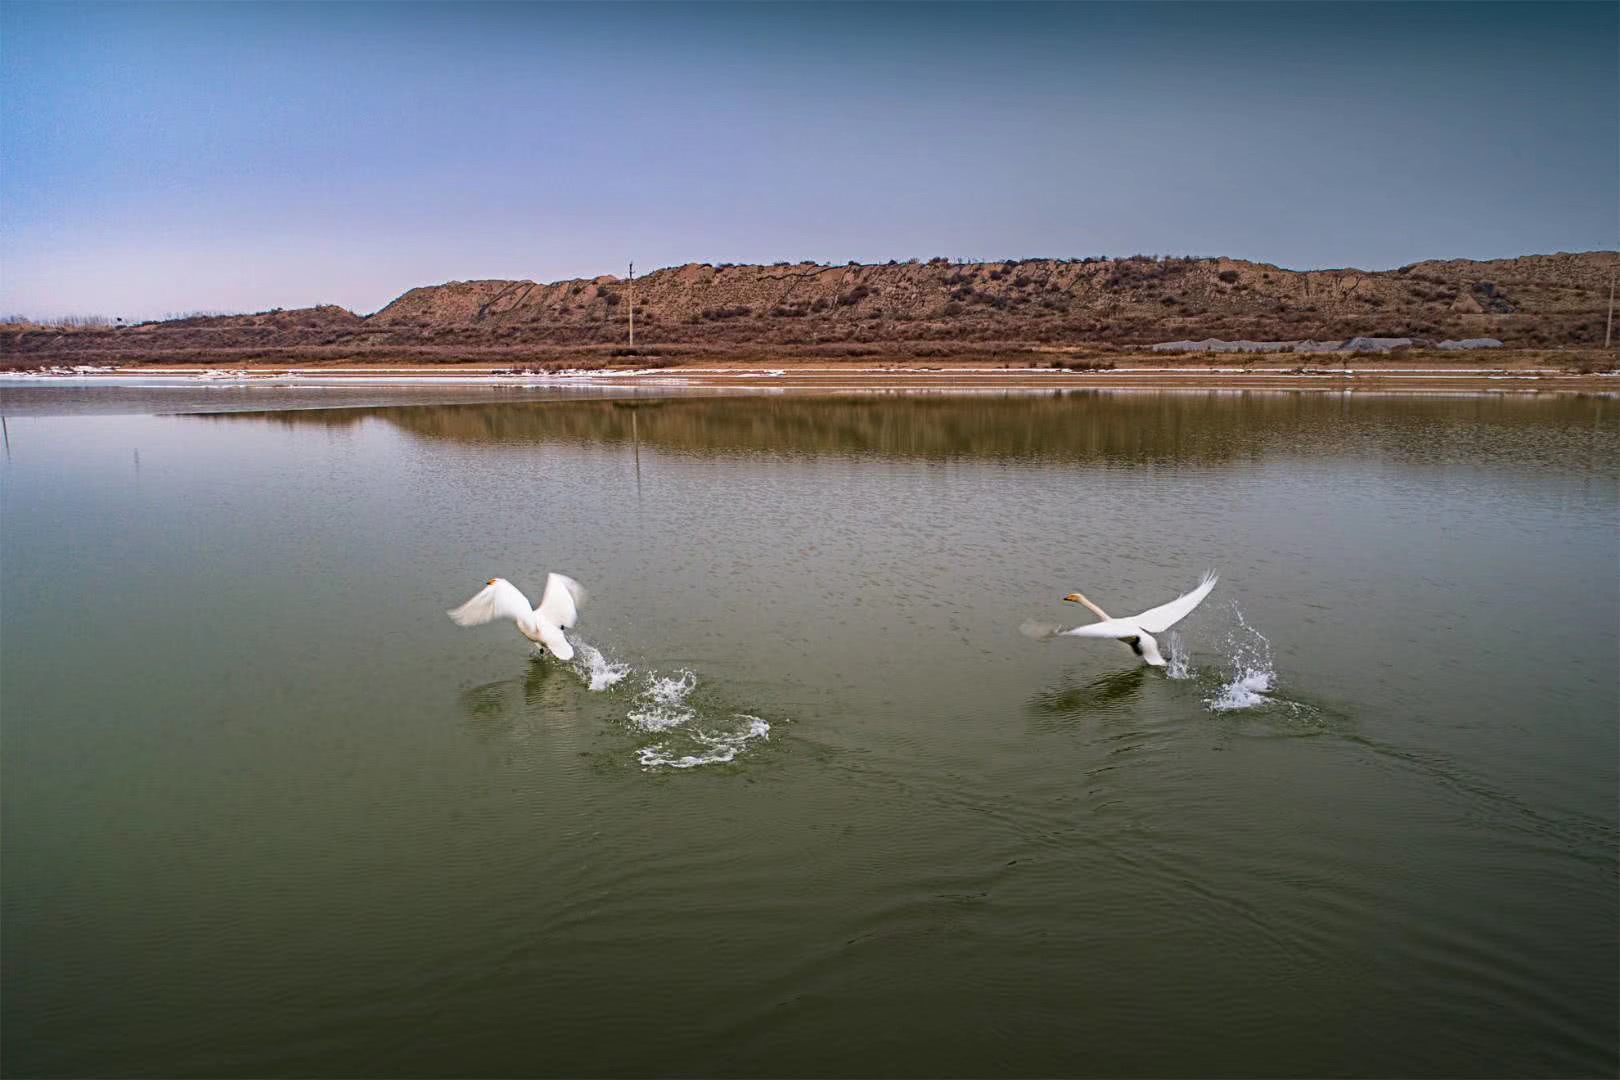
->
628 261 635 349
1606 260 1615 349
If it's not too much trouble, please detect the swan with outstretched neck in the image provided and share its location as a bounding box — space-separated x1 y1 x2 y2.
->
1023 571 1218 667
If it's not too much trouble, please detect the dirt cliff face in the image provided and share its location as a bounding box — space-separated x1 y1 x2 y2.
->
3 252 1612 366
365 253 1613 343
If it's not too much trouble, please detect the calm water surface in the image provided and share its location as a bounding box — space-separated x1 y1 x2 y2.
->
2 388 1616 1077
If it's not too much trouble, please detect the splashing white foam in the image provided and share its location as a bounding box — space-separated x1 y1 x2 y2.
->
1166 630 1192 680
561 644 776 768
638 715 771 770
626 670 698 731
572 642 631 692
642 671 696 705
1205 603 1276 712
1207 670 1275 711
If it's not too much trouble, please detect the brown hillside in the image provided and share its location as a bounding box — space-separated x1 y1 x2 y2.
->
3 252 1614 367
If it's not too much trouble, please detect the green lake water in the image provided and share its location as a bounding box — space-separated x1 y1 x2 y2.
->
2 386 1616 1077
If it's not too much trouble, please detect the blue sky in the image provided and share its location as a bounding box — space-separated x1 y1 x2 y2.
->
2 1 1615 318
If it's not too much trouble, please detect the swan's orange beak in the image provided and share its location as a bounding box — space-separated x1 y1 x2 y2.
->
487 578 498 586
1063 593 1083 603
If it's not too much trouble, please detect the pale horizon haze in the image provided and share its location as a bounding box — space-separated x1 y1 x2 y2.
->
2 1 1616 320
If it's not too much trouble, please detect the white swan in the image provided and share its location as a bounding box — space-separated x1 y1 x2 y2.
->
1023 571 1218 667
447 574 587 660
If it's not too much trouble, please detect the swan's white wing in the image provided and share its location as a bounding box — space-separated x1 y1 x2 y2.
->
447 579 533 627
535 572 586 630
1132 571 1218 634
1057 617 1145 639
1022 619 1138 641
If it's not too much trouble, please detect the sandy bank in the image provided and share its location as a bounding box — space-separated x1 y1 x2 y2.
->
4 360 1616 395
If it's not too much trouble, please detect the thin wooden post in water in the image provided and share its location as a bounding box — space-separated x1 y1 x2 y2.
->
628 261 635 349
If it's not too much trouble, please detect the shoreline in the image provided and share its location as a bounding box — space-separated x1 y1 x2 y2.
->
3 361 1617 395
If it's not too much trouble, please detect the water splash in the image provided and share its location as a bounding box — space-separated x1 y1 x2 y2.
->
571 641 631 692
1206 603 1277 712
626 670 698 731
1165 630 1192 680
1207 669 1274 711
562 643 778 769
638 715 772 770
625 673 780 768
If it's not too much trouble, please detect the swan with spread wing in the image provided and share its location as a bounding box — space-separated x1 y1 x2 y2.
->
1023 571 1218 667
447 574 587 660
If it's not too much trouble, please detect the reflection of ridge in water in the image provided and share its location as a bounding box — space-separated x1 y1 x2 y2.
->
191 392 1619 471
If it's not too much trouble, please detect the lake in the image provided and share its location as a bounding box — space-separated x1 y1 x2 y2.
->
2 385 1616 1077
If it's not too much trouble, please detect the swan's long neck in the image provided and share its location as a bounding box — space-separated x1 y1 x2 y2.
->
1071 593 1112 622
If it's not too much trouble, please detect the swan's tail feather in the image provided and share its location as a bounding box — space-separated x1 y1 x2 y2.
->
537 623 575 661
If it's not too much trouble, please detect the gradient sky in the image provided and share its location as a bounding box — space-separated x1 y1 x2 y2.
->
2 1 1615 319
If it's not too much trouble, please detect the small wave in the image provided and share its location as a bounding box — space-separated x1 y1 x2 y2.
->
638 715 771 770
1205 603 1277 712
571 641 631 691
